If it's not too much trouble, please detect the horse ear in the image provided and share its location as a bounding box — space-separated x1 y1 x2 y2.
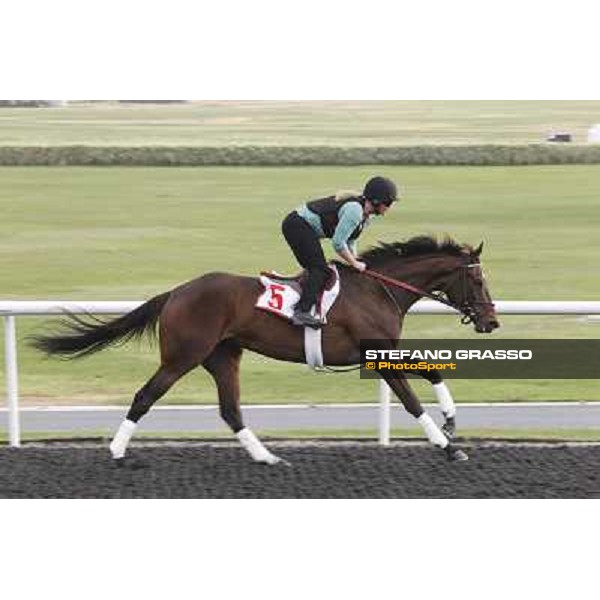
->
474 241 484 257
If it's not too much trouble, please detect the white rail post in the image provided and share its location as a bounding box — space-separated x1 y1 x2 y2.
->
4 315 21 447
378 379 391 446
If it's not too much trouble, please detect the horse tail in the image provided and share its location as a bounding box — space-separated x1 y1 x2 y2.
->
29 292 171 359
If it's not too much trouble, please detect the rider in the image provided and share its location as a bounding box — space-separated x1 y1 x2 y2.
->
281 176 399 328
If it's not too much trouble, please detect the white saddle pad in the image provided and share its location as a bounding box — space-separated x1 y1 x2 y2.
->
256 265 341 369
256 264 340 321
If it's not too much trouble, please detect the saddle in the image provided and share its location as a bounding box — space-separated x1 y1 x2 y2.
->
256 265 341 321
259 267 338 296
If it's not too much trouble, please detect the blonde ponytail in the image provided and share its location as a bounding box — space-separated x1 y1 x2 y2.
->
334 190 361 202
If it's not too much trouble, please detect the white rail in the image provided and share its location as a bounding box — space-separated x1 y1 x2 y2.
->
3 299 600 316
2 300 600 447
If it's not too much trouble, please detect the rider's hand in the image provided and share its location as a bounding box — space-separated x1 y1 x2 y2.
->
352 260 367 272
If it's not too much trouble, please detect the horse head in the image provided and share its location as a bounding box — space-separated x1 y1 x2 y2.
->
440 241 500 333
360 236 500 333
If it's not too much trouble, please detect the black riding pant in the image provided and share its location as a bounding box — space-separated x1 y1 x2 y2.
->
281 211 330 312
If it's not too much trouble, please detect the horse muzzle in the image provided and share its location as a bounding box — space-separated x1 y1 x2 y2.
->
474 317 500 334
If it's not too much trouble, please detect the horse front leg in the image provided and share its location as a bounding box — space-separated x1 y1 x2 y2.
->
415 369 457 440
435 380 457 440
379 370 468 462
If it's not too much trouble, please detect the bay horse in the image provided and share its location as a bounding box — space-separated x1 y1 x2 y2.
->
30 235 499 465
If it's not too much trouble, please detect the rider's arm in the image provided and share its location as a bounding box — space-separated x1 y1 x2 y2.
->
332 202 366 270
337 246 365 270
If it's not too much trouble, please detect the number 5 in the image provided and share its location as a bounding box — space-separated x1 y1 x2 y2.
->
268 284 285 310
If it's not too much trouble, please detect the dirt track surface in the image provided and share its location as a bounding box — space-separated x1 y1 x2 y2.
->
1 441 599 498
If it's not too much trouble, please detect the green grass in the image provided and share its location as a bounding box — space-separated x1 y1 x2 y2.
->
0 165 598 405
1 101 599 146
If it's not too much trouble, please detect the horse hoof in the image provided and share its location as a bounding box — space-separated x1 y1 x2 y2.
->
442 417 456 440
445 446 469 462
442 423 456 440
113 456 148 470
259 454 292 467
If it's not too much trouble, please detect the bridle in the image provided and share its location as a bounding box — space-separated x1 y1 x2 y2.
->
363 261 495 325
449 262 496 325
319 259 494 374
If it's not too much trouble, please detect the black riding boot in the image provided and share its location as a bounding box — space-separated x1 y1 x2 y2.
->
293 267 329 328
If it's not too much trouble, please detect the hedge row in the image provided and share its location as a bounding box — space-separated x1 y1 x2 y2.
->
1 144 600 166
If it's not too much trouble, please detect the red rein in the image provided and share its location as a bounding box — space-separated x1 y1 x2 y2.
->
362 269 456 309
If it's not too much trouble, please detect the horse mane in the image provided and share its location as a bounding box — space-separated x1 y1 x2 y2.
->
357 235 469 267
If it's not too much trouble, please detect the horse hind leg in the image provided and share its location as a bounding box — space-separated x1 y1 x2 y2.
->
203 339 288 466
110 361 197 463
110 300 230 463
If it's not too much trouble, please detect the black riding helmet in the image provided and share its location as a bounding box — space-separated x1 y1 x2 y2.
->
363 176 398 207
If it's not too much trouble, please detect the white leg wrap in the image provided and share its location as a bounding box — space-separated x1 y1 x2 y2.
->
418 413 449 448
433 382 456 418
109 419 137 459
236 427 280 464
